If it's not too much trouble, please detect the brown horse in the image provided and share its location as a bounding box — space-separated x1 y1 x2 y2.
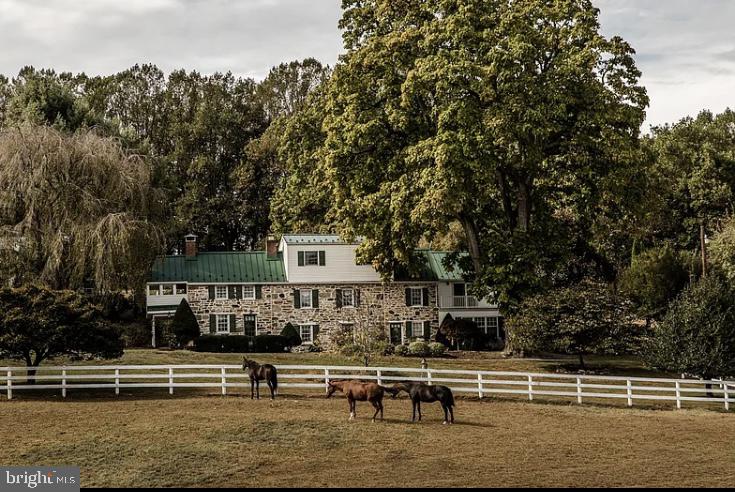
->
326 380 393 422
242 358 278 400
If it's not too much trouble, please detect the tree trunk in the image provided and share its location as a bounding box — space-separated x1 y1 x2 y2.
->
517 180 532 233
705 383 714 399
459 213 482 275
496 169 517 231
578 354 586 371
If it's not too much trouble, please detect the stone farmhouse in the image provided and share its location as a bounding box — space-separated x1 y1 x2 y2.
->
146 234 503 348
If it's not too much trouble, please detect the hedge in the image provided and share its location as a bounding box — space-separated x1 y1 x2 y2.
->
194 335 288 353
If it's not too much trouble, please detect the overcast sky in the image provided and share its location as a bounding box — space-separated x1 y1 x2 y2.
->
1 0 733 130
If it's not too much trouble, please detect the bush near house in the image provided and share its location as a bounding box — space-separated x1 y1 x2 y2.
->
194 335 289 353
280 323 302 349
170 299 200 348
436 316 488 351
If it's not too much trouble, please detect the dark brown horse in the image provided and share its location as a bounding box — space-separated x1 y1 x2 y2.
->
327 380 392 422
242 358 278 400
392 382 455 424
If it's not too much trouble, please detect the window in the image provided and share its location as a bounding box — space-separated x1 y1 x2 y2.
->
486 317 500 339
215 286 228 300
409 288 424 307
341 289 355 308
304 251 319 266
244 315 257 337
162 284 174 296
148 285 161 296
242 286 256 300
300 324 317 344
300 289 313 309
412 321 426 339
175 284 187 295
453 283 467 297
389 322 403 345
216 315 231 334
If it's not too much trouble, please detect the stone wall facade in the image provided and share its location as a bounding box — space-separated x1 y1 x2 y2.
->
187 282 439 348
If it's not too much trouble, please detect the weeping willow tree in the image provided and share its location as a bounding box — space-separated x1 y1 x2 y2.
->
0 125 165 294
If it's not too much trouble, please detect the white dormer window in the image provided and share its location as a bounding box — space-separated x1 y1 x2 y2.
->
305 251 319 265
215 286 228 300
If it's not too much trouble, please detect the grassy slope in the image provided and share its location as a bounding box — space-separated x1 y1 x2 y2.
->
1 395 733 487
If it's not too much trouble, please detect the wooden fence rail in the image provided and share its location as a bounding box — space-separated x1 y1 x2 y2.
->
0 364 733 411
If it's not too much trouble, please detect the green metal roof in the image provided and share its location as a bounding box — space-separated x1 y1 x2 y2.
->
394 250 469 282
150 252 286 284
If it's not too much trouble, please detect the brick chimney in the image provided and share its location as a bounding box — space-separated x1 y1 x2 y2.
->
184 234 198 259
266 235 279 258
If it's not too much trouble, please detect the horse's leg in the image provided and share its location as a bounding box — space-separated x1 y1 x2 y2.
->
268 378 275 400
412 400 417 422
250 378 255 400
417 401 422 422
379 399 384 421
255 379 260 400
449 405 455 424
370 400 380 423
442 404 449 425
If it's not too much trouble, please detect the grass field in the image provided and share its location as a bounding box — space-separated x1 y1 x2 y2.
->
0 348 663 377
1 393 734 487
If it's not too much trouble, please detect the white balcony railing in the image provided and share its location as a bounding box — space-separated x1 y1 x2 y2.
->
439 295 480 308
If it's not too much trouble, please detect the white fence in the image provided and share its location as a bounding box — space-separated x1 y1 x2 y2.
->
0 364 733 411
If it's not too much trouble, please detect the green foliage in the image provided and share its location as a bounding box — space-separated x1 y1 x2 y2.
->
643 274 735 379
0 286 124 373
252 335 288 353
428 342 447 358
275 0 649 312
710 217 735 283
407 341 431 358
619 245 692 320
0 125 166 293
280 322 302 348
171 299 200 348
333 324 391 365
195 335 253 353
394 344 409 357
507 281 638 368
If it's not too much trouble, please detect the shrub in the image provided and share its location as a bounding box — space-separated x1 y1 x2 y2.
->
119 321 151 348
280 322 302 348
394 344 409 357
643 274 735 380
428 342 447 357
253 335 288 353
408 341 431 357
436 316 487 350
194 335 253 353
170 299 200 348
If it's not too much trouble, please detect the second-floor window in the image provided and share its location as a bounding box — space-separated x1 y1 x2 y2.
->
300 289 313 309
242 286 256 300
215 286 228 300
298 250 326 266
406 287 427 307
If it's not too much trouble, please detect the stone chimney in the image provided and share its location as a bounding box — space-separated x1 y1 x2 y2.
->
184 234 198 259
266 235 279 258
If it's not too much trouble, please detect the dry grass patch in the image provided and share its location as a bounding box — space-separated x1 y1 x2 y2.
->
1 394 733 487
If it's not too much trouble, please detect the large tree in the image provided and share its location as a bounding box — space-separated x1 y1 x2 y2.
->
0 286 124 383
318 0 647 307
0 125 165 292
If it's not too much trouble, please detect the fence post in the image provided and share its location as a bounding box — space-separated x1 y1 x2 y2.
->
376 370 383 386
427 370 433 386
626 380 633 407
168 368 174 395
576 377 582 405
724 381 730 412
527 375 533 401
6 370 11 400
221 368 227 396
61 369 67 399
115 369 120 396
324 368 330 395
477 373 483 399
675 381 681 410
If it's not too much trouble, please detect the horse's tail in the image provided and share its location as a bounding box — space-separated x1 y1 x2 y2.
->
271 369 278 396
446 388 456 407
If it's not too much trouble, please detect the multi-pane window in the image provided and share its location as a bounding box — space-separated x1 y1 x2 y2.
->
215 286 228 300
486 317 500 339
341 289 355 308
300 324 317 344
148 285 161 295
216 315 231 334
300 289 313 309
389 322 403 345
409 288 424 307
162 285 174 295
304 251 320 266
176 284 187 294
412 321 426 339
242 286 256 300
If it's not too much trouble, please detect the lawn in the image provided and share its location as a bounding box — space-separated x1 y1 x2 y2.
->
1 394 733 487
1 348 662 377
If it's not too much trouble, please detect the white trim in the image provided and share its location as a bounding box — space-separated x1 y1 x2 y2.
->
408 287 425 307
215 314 232 334
242 285 256 300
299 289 314 309
215 286 228 300
298 323 318 345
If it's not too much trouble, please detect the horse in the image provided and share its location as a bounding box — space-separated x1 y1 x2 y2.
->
326 380 393 422
391 382 455 424
242 358 278 400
